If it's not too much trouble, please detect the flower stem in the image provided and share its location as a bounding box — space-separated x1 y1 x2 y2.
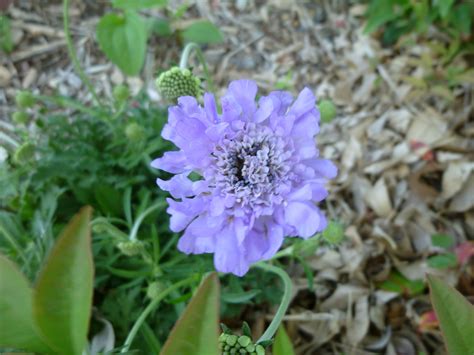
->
129 201 166 241
179 42 216 96
63 0 102 106
121 275 198 353
254 262 292 344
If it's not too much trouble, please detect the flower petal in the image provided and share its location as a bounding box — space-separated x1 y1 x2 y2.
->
214 225 250 276
288 87 316 117
284 202 321 238
151 151 189 174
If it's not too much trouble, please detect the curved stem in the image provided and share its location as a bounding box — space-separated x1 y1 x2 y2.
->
254 262 292 344
179 42 216 96
121 275 198 353
63 0 102 106
129 201 166 241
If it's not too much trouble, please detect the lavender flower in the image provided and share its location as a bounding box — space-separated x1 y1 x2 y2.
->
152 80 337 276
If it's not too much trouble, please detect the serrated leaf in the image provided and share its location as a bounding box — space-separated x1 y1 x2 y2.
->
0 255 51 353
112 0 167 10
96 11 148 76
180 21 223 45
427 253 458 269
161 273 220 355
428 275 474 355
33 207 94 355
431 233 455 249
273 324 295 355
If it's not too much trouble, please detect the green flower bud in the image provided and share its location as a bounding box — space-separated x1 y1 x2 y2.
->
245 344 255 352
146 281 166 300
113 84 130 102
125 122 145 142
226 335 238 347
15 91 35 109
156 66 202 103
117 240 144 256
12 111 29 124
238 336 251 347
255 345 265 355
318 99 336 123
322 221 345 245
13 142 35 164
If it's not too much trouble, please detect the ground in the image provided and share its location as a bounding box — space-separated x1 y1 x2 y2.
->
1 1 473 354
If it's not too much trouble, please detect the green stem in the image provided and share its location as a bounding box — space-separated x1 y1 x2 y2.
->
179 42 216 96
121 275 198 353
63 0 102 106
254 262 292 344
129 201 166 241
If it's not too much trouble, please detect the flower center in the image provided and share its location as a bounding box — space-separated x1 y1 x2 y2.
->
213 125 293 207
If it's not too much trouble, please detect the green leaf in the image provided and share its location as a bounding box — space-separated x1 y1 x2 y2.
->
427 253 458 269
0 255 51 353
436 0 454 19
0 15 13 53
180 21 224 45
428 275 474 355
96 11 148 76
152 18 173 37
161 273 220 355
94 183 123 217
378 270 425 295
33 207 94 355
450 4 472 36
112 0 167 10
273 324 295 355
221 289 260 304
364 0 397 34
431 233 455 249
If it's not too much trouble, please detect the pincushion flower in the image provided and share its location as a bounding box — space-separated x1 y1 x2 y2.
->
152 80 337 276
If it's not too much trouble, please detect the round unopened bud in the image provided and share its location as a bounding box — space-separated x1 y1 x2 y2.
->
219 333 229 343
245 344 255 352
146 281 167 299
238 336 251 347
125 122 145 142
318 99 337 123
226 335 238 347
12 111 29 124
117 240 144 256
255 344 265 355
156 66 202 102
15 91 35 109
113 84 130 102
13 142 35 164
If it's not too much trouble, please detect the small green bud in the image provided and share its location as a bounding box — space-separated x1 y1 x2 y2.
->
156 66 202 102
12 111 29 124
322 221 345 245
13 142 35 164
113 84 130 102
117 240 144 256
224 345 230 351
125 122 145 142
219 333 229 343
318 99 337 123
230 349 237 355
239 349 247 354
246 344 255 352
146 281 166 300
238 336 251 347
255 345 265 355
226 335 238 346
15 91 35 108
